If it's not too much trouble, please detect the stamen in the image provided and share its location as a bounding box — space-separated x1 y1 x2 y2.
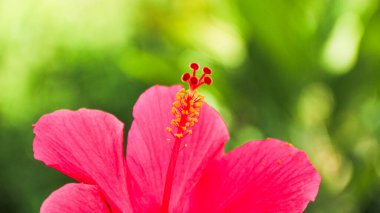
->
174 133 183 138
166 89 204 136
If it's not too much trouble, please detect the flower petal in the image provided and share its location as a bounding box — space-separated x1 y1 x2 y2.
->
126 85 230 212
41 183 110 213
33 109 131 212
189 138 321 213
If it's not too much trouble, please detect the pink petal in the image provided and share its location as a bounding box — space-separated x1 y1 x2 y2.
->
33 109 131 212
41 183 110 213
126 85 230 212
189 138 321 213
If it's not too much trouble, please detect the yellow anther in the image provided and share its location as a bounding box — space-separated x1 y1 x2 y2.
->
182 126 187 131
194 102 202 108
173 101 181 108
176 92 185 100
187 117 198 122
185 122 190 127
171 120 178 126
166 127 172 133
171 108 177 115
174 133 183 138
187 130 192 134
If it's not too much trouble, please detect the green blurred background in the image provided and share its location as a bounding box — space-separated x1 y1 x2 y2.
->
1 0 380 212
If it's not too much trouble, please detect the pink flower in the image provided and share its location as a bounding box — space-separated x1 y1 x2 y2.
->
33 64 321 213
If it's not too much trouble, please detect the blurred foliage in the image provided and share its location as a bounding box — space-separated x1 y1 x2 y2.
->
1 0 380 212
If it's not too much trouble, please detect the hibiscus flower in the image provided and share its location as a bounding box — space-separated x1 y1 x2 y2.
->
33 63 321 213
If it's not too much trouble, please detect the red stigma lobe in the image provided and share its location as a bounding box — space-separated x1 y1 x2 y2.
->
184 62 213 91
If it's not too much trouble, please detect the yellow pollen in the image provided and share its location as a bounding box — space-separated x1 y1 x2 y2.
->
174 133 183 138
166 86 205 141
171 108 177 115
170 120 178 126
173 101 181 108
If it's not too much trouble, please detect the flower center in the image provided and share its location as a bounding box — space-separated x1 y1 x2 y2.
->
161 63 213 213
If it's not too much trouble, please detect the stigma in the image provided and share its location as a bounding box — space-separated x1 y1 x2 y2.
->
166 63 213 139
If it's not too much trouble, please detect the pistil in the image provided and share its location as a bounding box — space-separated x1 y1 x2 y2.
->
161 63 212 212
161 137 182 213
